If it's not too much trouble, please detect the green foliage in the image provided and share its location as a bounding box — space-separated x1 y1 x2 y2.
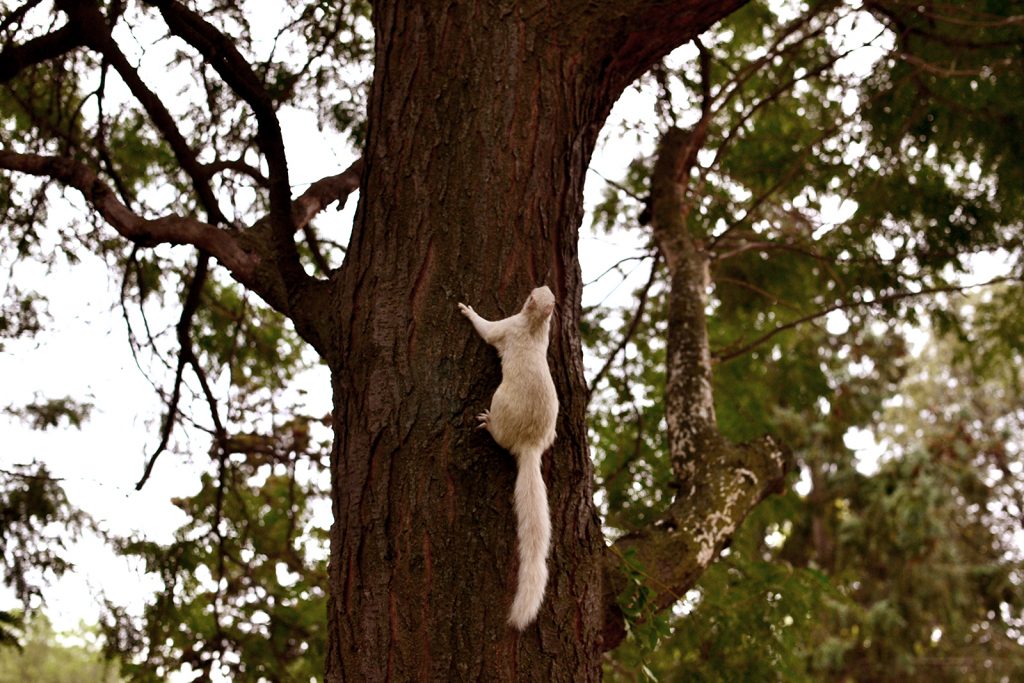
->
594 0 1024 679
0 613 122 683
4 396 94 430
191 278 309 394
0 287 46 351
613 548 673 665
101 422 330 682
0 463 90 646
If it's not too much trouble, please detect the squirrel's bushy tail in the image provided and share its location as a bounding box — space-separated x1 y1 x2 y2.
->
508 449 550 630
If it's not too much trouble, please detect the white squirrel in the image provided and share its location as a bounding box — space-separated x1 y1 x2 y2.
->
458 286 558 630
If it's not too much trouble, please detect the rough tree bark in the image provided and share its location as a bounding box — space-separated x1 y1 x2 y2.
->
321 3 776 680
0 1 792 680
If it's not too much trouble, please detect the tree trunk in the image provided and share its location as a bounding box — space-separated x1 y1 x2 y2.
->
322 2 750 679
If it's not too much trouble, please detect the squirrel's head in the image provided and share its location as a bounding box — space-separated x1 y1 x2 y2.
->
523 286 555 319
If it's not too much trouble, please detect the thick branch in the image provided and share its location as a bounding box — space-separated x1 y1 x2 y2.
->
0 24 84 84
602 435 789 651
291 158 363 231
591 0 752 97
649 127 714 480
0 150 257 284
0 148 361 354
136 255 210 490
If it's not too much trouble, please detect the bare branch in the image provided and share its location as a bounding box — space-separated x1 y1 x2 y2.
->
584 254 653 287
202 157 270 187
135 348 186 490
712 237 848 291
136 255 211 490
899 52 1016 77
710 1 839 113
0 0 45 34
587 251 661 400
150 0 303 285
57 0 227 224
91 60 140 209
714 275 801 312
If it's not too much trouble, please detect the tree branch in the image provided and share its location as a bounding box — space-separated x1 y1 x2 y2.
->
201 157 270 187
0 150 258 285
291 157 363 231
602 434 789 650
898 51 1016 78
587 250 661 401
136 255 210 490
0 147 362 353
0 0 45 34
149 0 305 291
585 0 752 99
56 0 227 224
0 24 84 84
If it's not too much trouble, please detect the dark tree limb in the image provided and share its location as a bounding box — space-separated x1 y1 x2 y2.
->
578 0 752 99
0 150 259 284
136 255 211 490
0 149 362 332
0 0 45 34
202 157 270 187
92 60 138 208
0 24 84 83
291 158 364 230
148 0 306 293
695 36 712 116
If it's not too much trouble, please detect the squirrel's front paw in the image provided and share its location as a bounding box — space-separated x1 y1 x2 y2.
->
458 303 474 317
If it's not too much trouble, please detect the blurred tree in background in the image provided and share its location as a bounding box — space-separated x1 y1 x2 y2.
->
0 613 122 683
591 0 1024 679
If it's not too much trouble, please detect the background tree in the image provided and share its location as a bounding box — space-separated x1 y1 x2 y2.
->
1 0 1022 680
0 613 123 683
1 397 92 647
587 0 1024 679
